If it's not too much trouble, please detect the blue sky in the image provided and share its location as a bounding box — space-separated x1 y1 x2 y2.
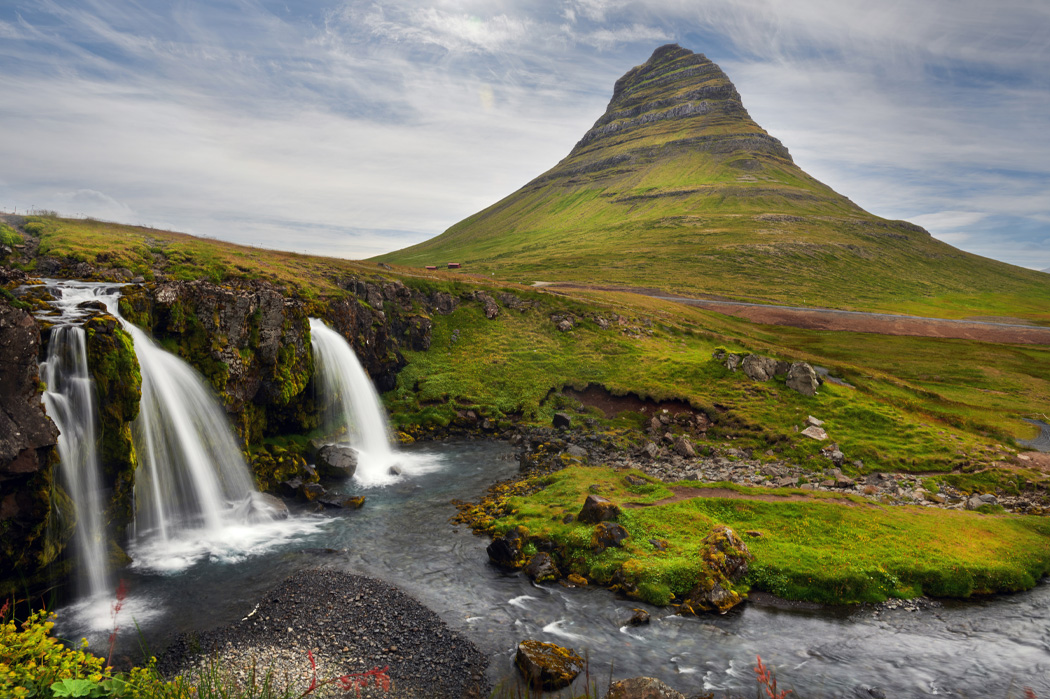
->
1 1 1048 269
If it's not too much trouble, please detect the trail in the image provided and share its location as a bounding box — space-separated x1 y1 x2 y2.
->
543 283 1050 345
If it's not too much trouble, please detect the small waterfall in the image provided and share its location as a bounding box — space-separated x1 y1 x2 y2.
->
40 324 110 600
309 318 401 485
122 321 258 540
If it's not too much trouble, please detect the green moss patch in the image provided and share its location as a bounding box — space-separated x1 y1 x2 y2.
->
474 465 1050 605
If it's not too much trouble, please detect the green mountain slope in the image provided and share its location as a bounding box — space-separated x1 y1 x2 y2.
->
378 44 1050 316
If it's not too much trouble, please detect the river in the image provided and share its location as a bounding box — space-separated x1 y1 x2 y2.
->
55 440 1050 697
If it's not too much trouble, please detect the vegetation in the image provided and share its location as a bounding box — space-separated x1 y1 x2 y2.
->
472 464 1050 605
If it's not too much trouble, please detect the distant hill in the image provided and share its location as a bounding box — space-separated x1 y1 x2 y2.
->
378 45 1050 315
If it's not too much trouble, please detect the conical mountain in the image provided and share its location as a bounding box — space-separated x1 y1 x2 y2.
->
379 45 1049 312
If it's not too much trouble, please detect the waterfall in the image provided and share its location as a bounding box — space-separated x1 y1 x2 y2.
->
309 318 401 485
121 321 258 540
40 324 110 600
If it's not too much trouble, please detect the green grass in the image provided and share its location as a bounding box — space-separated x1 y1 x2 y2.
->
491 465 1050 604
389 286 1048 475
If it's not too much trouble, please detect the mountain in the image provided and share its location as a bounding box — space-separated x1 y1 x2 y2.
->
378 44 1050 314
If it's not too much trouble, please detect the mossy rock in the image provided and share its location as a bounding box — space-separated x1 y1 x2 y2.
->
515 640 583 691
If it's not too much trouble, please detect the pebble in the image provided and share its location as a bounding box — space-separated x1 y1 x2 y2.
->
161 569 488 698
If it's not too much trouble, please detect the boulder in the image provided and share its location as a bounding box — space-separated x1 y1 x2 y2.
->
565 444 589 460
486 525 529 567
786 362 821 396
524 553 560 583
673 436 696 458
604 677 686 699
680 525 753 615
552 412 572 429
578 494 621 524
801 426 828 440
315 445 358 479
515 640 583 691
643 442 659 459
476 292 500 319
592 522 629 552
626 608 651 626
742 354 778 381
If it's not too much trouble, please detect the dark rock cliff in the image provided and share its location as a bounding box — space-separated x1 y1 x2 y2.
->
0 297 60 593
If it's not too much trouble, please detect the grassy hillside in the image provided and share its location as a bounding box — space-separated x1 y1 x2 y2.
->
6 213 1049 475
377 45 1050 318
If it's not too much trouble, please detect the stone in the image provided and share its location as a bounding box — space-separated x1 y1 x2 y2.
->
673 436 696 458
965 495 984 511
388 464 403 476
524 553 560 583
624 474 647 486
300 482 326 501
487 526 528 567
565 445 589 459
643 442 659 459
552 412 572 429
626 608 651 626
979 493 999 505
775 476 798 488
829 449 845 466
515 640 583 691
801 426 828 440
649 538 668 551
592 522 629 552
680 525 752 615
242 492 289 521
557 319 574 332
318 494 366 510
742 354 779 381
786 362 821 396
578 494 621 524
314 445 358 479
476 292 500 319
605 677 686 699
806 416 825 427
567 573 588 586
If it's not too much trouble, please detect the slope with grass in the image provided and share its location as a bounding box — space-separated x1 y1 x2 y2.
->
470 464 1050 605
377 44 1050 318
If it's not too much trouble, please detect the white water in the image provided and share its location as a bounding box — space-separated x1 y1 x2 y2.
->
77 287 304 575
40 323 110 600
309 318 415 486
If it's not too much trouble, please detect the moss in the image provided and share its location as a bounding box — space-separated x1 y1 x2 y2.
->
84 316 141 538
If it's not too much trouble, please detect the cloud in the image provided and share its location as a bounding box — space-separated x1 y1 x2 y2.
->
0 0 1046 270
47 189 136 222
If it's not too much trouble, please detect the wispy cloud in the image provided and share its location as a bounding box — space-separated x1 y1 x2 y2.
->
0 0 1046 268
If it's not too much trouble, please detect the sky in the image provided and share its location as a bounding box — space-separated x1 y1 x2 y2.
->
1 1 1048 269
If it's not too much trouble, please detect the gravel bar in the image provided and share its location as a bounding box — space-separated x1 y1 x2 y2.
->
161 568 489 698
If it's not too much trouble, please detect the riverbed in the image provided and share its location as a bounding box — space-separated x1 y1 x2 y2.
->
56 440 1050 697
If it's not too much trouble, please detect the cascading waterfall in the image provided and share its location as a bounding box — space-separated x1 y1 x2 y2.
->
309 318 403 485
121 320 258 540
40 324 110 600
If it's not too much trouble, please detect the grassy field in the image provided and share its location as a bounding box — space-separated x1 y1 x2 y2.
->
476 465 1050 605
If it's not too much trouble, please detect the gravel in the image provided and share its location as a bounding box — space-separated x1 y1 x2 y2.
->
161 568 488 698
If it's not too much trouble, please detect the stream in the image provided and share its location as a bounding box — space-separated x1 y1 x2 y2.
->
55 440 1050 698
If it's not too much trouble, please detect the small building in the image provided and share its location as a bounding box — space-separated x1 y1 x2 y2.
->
447 262 462 269
425 265 437 270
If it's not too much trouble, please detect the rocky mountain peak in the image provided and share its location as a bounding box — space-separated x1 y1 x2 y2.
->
572 44 786 162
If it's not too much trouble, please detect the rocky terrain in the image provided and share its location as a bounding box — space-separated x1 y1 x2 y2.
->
161 568 489 699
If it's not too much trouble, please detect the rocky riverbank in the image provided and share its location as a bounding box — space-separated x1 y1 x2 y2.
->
160 568 489 699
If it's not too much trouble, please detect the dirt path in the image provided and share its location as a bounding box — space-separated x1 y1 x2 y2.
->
546 283 1050 345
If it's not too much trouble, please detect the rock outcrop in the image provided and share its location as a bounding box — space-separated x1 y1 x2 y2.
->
0 298 60 593
680 525 753 614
